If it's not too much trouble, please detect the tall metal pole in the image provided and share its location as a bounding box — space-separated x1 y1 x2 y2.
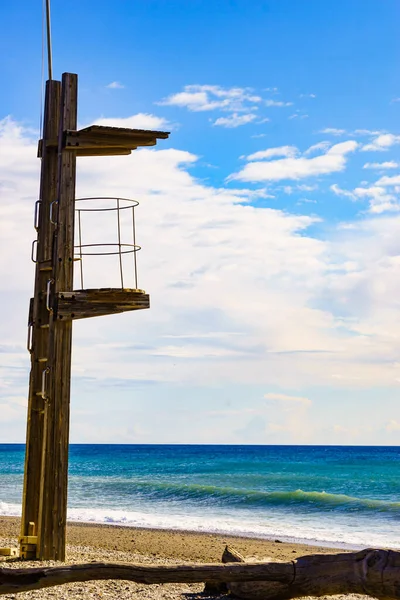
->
45 0 53 80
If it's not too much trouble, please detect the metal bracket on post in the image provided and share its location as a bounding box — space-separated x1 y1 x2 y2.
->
27 323 34 354
49 200 58 225
46 278 54 312
40 367 50 400
34 200 42 231
31 240 38 263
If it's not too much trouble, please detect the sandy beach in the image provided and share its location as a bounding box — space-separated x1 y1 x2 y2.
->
0 516 370 600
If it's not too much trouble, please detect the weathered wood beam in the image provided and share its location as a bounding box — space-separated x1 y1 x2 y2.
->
20 79 61 558
56 288 150 320
73 147 133 156
0 549 399 598
64 131 158 149
38 141 132 157
37 73 78 561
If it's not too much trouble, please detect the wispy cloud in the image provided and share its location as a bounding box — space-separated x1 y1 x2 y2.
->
289 113 308 120
304 141 331 155
213 113 257 128
330 183 357 200
375 174 400 186
229 141 358 182
362 133 400 151
158 84 261 112
331 180 399 213
363 161 399 170
320 128 386 138
106 81 125 89
247 146 298 160
300 93 316 98
319 127 346 136
266 99 293 107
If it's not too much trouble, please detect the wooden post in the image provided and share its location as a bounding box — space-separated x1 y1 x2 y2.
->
20 80 61 559
20 71 168 561
37 73 78 561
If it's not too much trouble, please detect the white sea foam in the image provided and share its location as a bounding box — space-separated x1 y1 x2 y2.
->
65 506 399 549
1 501 398 550
0 501 21 517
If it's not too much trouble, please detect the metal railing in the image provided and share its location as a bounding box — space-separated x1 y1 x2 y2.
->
74 197 141 290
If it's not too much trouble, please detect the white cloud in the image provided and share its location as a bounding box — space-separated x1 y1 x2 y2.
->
230 141 358 183
363 161 399 170
3 116 400 443
362 133 400 151
265 99 293 107
213 113 257 128
300 93 316 98
297 198 317 205
246 146 298 161
158 84 261 112
106 81 125 89
288 112 308 120
354 186 398 213
93 113 169 130
353 129 383 136
375 174 400 186
304 141 331 156
331 182 399 214
297 184 318 191
264 392 312 407
330 184 356 200
319 128 346 136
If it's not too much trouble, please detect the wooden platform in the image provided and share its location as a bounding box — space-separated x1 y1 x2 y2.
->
56 288 150 320
38 125 170 157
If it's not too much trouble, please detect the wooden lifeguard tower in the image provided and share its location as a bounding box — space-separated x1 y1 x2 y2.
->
19 72 169 561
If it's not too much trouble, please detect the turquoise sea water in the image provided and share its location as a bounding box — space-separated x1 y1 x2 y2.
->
0 444 399 548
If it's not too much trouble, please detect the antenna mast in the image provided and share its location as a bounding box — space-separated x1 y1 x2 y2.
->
45 0 53 79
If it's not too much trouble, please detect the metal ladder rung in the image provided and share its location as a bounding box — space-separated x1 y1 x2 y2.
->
39 266 53 272
38 357 48 362
40 324 49 329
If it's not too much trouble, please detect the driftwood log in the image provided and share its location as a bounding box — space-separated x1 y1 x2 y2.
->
220 546 400 600
0 547 399 598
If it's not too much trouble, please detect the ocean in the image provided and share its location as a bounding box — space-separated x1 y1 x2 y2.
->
0 444 399 549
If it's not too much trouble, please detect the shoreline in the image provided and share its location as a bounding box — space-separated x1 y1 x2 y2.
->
0 515 347 563
0 516 374 600
0 513 364 555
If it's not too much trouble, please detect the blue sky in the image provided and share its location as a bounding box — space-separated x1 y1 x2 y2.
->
1 0 400 444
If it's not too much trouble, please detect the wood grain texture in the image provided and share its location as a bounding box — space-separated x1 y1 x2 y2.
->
20 79 61 554
56 289 149 320
223 546 400 600
38 73 78 561
0 561 291 596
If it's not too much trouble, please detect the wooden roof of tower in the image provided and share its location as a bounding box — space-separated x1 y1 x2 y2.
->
38 124 170 157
